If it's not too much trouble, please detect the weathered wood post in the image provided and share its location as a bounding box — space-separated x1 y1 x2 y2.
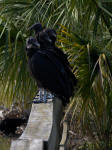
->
10 97 67 150
48 97 63 150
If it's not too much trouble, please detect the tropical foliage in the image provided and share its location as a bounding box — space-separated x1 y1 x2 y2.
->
0 0 112 149
59 26 112 149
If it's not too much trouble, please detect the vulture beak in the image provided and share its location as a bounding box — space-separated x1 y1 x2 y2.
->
33 41 40 48
27 44 32 49
26 41 40 49
47 37 52 43
52 32 56 38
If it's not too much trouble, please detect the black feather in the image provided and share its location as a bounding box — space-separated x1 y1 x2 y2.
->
26 26 77 105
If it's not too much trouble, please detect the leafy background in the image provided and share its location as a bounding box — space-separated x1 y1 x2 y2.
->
0 0 112 149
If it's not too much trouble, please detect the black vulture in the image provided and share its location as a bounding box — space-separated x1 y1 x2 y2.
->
37 30 77 92
29 23 43 35
43 28 77 88
26 36 49 102
26 36 40 58
26 36 76 106
26 23 77 105
29 23 70 67
29 24 77 88
44 28 70 67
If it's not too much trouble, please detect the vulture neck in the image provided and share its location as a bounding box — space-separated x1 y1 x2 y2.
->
40 42 53 50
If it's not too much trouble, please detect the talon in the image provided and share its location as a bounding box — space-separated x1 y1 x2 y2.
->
32 99 47 104
43 90 47 103
32 100 43 104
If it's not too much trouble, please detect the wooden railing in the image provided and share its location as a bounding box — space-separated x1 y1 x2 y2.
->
10 97 67 150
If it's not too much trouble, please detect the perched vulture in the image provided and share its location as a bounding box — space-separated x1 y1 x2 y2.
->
25 24 77 106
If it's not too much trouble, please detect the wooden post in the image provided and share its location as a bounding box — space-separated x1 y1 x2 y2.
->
20 103 53 141
48 97 63 150
10 97 67 150
10 139 43 150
